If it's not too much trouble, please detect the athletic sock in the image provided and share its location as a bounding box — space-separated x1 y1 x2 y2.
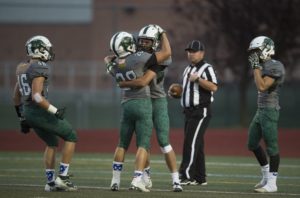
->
171 171 180 184
112 161 123 184
143 166 151 177
261 164 269 181
133 171 143 182
45 169 55 183
59 162 70 176
267 172 278 187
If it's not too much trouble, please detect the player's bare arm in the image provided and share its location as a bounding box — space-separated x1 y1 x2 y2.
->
32 77 65 119
118 70 156 88
253 69 275 92
31 77 51 110
155 33 171 64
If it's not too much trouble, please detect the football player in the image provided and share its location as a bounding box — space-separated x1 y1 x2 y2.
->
247 36 285 193
104 26 171 192
13 35 77 192
118 24 182 192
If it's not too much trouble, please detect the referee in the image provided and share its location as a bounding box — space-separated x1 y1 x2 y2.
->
178 40 218 186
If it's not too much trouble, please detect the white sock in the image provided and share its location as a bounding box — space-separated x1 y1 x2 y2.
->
268 172 278 186
133 171 143 182
112 161 123 184
45 169 55 183
59 162 69 176
261 164 269 180
171 172 180 184
143 167 151 177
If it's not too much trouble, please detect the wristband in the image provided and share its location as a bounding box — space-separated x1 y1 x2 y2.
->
47 104 58 114
195 77 200 83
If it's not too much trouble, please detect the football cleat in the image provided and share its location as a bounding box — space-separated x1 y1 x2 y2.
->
142 175 152 189
254 179 268 188
55 175 77 191
129 179 150 192
254 184 278 193
44 181 57 192
110 183 119 191
255 167 269 188
172 182 183 192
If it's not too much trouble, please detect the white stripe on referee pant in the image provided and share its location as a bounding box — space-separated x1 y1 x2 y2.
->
185 107 207 179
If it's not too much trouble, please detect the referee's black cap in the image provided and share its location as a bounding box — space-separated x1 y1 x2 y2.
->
185 40 205 51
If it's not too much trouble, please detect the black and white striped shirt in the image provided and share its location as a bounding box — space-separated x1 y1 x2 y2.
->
181 60 218 108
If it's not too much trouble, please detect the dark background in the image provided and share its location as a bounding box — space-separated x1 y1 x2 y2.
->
0 0 299 130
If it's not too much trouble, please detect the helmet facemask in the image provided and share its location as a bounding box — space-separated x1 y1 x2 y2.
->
248 36 275 61
138 38 155 53
119 36 136 56
138 25 160 52
110 32 136 58
26 36 55 62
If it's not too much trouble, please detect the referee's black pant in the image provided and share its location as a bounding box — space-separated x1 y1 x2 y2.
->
179 105 211 183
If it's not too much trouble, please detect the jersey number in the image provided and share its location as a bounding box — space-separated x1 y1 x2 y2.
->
17 74 31 96
115 70 137 81
115 70 137 90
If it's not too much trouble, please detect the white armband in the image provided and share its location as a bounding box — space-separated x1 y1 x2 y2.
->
33 93 43 103
47 104 58 114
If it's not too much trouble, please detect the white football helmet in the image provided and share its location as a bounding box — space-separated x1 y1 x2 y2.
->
25 35 54 61
110 31 136 58
138 24 160 52
248 36 275 60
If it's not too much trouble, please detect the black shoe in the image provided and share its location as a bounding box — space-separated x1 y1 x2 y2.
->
190 180 208 186
179 179 191 186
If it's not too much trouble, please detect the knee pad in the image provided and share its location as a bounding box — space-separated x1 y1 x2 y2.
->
160 144 173 154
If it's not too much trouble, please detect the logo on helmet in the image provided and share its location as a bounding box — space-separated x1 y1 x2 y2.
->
248 36 275 61
25 35 54 62
110 32 136 58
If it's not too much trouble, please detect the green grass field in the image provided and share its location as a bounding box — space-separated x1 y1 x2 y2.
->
0 152 299 198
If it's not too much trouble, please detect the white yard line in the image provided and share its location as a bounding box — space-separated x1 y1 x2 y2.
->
0 183 299 197
0 156 299 168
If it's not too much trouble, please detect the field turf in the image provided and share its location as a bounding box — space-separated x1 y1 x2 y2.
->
0 152 299 198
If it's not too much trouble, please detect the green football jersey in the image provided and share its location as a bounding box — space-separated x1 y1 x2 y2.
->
149 57 171 98
16 60 50 105
114 51 153 103
258 59 285 110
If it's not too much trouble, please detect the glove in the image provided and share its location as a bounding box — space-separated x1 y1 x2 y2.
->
15 104 30 134
55 107 66 120
150 24 165 34
106 61 116 77
20 118 31 134
248 52 261 69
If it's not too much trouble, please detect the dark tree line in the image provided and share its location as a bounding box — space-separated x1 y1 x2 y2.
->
170 0 300 126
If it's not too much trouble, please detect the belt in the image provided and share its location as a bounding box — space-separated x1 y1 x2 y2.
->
184 103 209 110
